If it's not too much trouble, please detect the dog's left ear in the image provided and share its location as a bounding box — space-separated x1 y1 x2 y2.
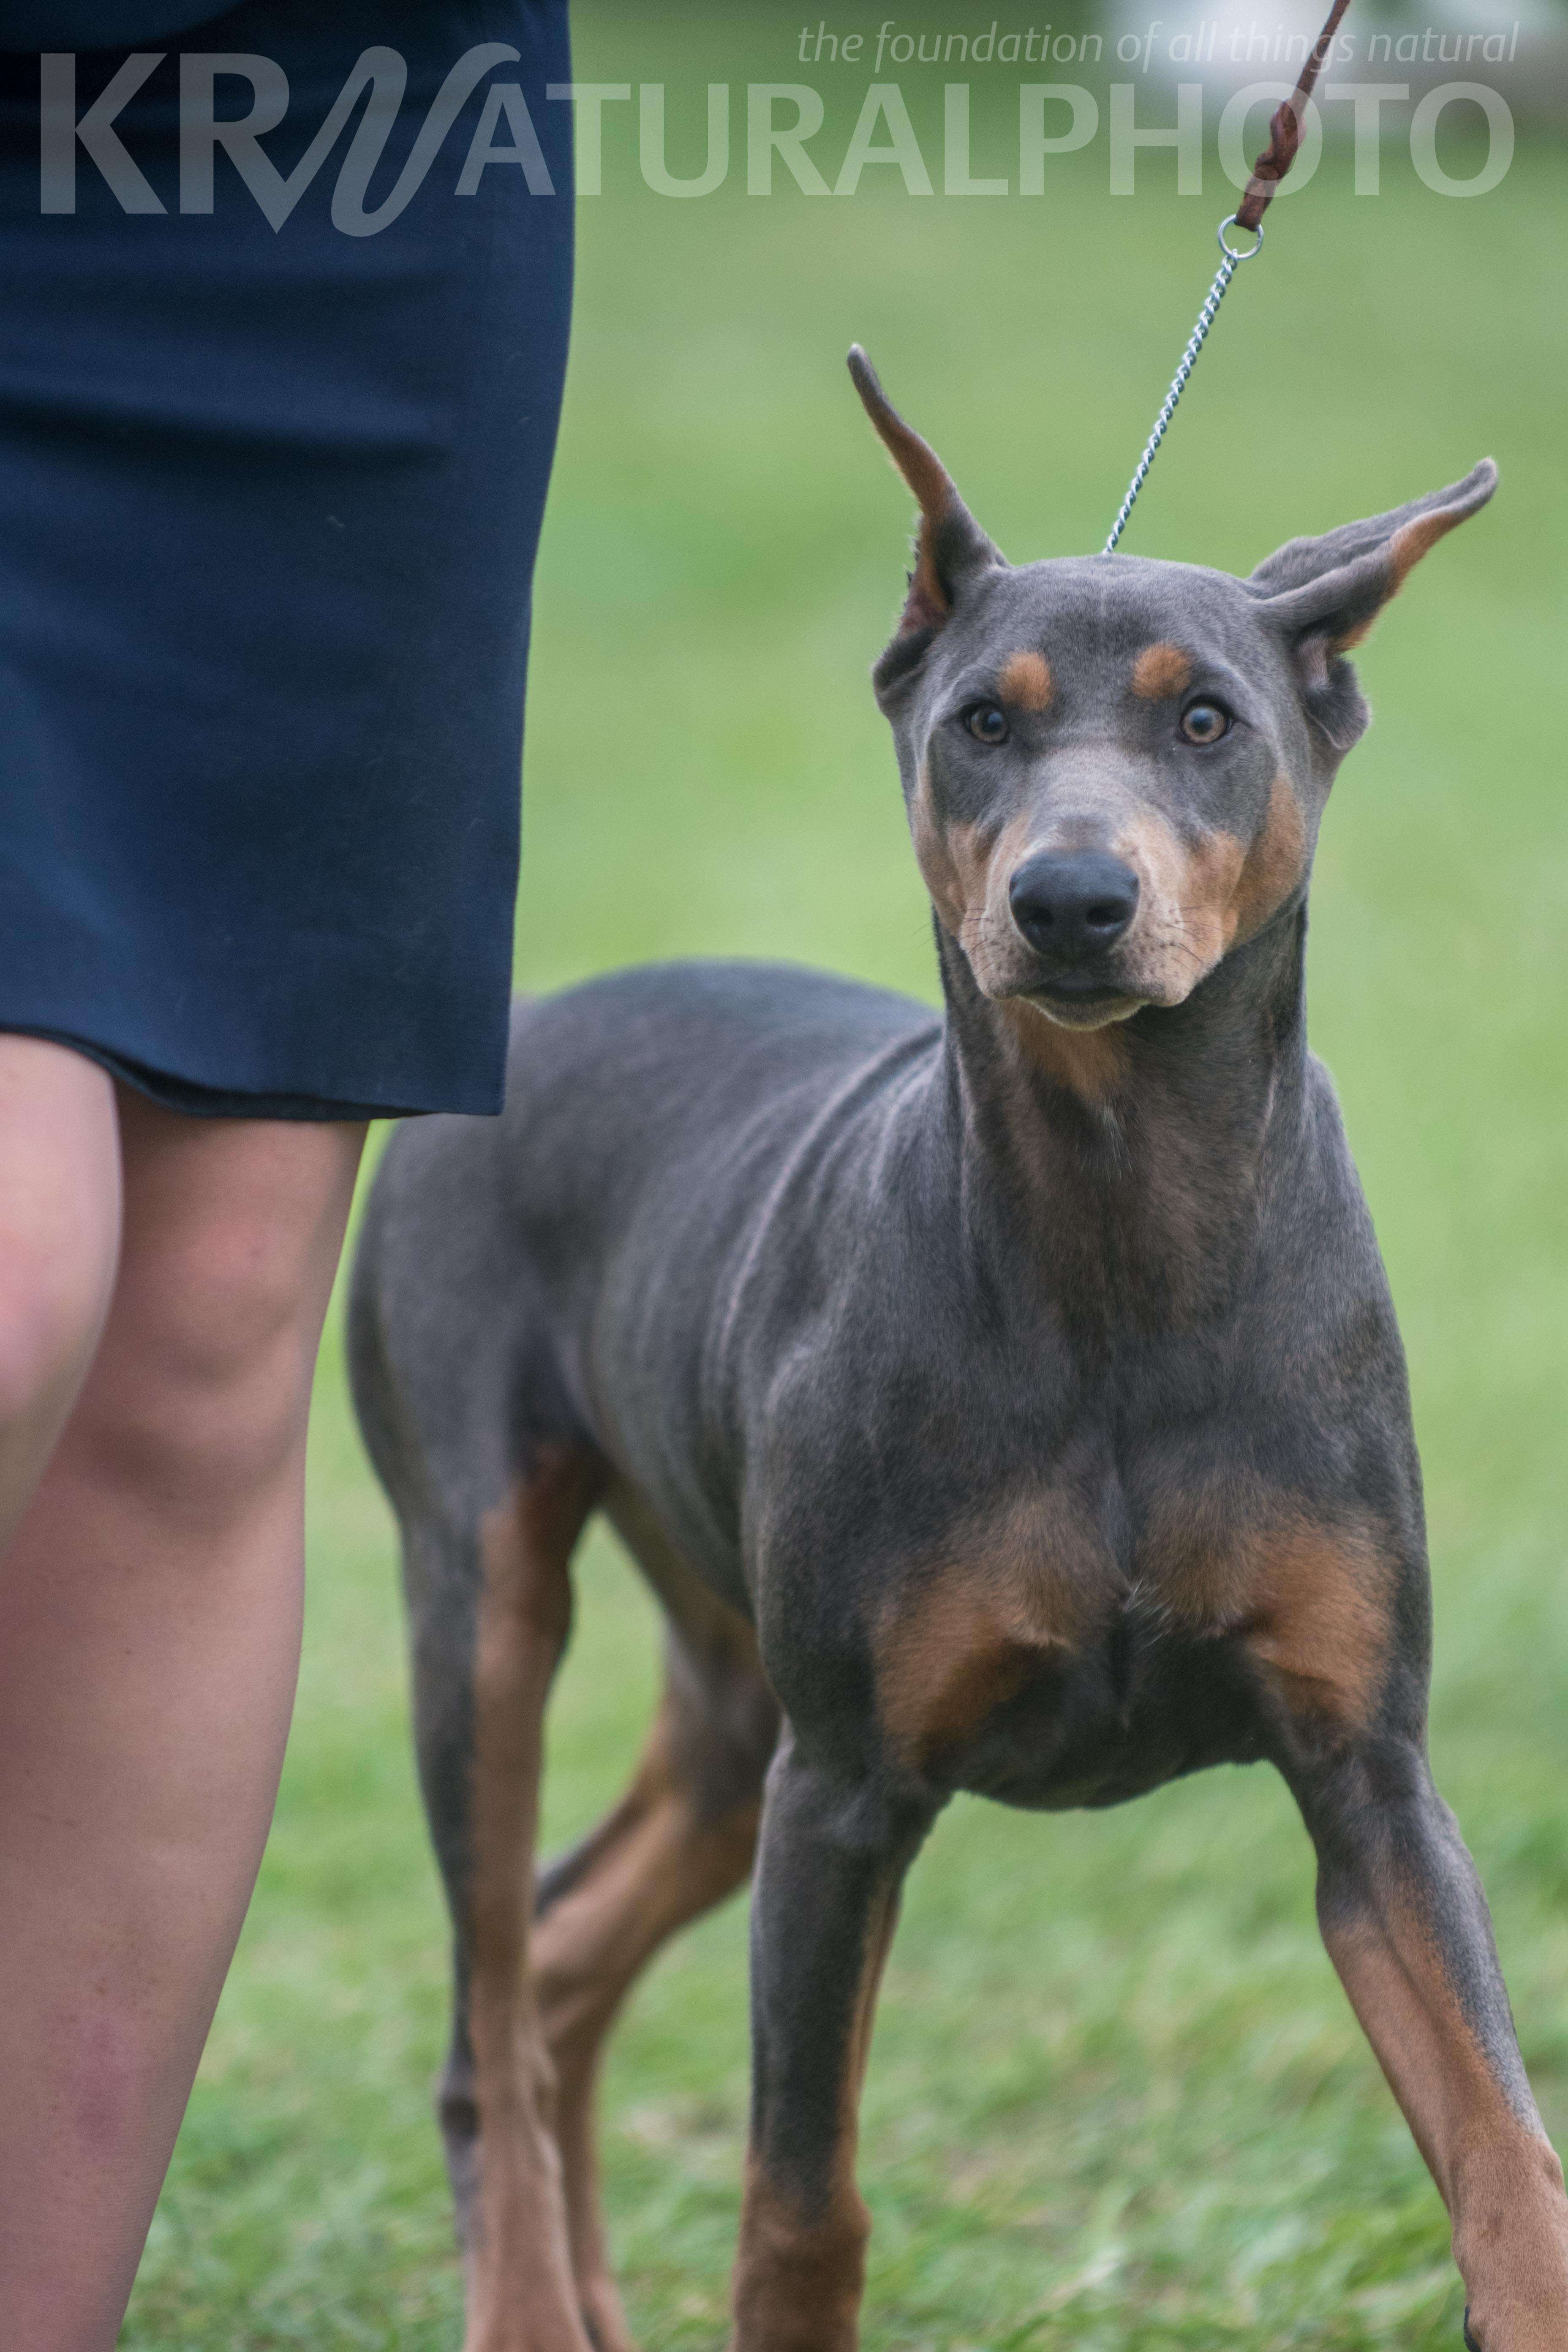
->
849 346 1003 679
1247 460 1497 749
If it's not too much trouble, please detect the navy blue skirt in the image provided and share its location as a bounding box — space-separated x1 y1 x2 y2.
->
0 1 573 1116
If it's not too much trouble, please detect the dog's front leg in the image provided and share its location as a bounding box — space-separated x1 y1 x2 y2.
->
1292 1737 1568 2349
730 1728 935 2352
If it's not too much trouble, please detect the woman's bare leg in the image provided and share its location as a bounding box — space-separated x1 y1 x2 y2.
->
0 1040 121 1548
0 1075 365 2350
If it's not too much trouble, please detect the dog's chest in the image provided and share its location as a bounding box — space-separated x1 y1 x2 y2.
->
870 1473 1393 1806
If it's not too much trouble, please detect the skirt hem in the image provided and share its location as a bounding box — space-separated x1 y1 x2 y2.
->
0 1025 483 1122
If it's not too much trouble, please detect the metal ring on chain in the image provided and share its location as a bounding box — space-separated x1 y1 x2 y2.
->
1217 214 1266 261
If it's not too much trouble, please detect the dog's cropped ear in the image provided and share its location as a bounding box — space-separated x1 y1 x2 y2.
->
849 346 1003 678
1247 461 1497 750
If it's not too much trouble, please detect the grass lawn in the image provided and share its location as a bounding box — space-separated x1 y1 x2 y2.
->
123 10 1568 2346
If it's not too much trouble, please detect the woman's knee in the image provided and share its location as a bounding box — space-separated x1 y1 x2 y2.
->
0 1041 120 1438
142 1216 319 1403
75 1111 364 1505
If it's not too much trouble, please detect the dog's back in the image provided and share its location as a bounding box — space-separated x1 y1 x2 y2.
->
353 956 937 1552
498 956 938 1288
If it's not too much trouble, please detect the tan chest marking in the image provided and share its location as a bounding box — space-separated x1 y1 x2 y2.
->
875 1493 1112 1760
1146 1501 1394 1731
999 649 1054 710
999 999 1131 1103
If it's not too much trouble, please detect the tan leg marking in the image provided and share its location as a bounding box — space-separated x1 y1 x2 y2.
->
1326 1908 1568 2348
999 649 1053 710
1146 1500 1393 1733
534 1689 764 2352
1131 642 1192 700
733 2150 868 2352
465 1453 599 2352
731 1882 902 2352
876 1492 1112 1763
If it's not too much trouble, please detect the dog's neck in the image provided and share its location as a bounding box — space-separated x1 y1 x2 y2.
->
931 907 1312 1320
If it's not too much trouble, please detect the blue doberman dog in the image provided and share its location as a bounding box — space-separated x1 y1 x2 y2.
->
348 351 1568 2352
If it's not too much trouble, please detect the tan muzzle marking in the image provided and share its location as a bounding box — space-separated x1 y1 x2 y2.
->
1114 773 1306 1001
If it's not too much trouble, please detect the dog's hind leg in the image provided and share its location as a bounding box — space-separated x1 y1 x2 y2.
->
393 1449 604 2352
531 1535 779 2352
466 1450 608 2352
349 1127 604 2352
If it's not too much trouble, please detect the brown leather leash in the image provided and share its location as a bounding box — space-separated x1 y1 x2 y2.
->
1104 0 1352 553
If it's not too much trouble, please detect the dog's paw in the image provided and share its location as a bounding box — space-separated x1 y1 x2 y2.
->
1462 2307 1481 2352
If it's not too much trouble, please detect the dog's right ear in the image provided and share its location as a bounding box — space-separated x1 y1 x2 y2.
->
849 347 1002 691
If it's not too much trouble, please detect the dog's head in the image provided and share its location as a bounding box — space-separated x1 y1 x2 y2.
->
850 348 1495 1033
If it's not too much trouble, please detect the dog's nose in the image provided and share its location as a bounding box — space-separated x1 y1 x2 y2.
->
1009 852 1140 963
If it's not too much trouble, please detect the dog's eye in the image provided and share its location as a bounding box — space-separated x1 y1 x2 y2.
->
1180 700 1230 745
965 704 1009 745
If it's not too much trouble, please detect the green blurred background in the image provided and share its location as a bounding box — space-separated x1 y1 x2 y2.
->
124 7 1568 2345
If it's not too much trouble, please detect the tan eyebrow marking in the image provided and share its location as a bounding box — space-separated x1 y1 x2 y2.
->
998 650 1053 710
1131 643 1192 700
